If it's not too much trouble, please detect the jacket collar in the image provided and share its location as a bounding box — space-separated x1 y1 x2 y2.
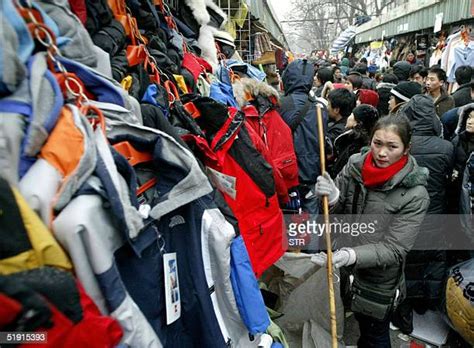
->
105 120 213 221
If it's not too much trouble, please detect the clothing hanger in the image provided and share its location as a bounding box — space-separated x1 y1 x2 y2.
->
113 142 153 167
113 137 157 198
163 80 180 104
16 1 107 134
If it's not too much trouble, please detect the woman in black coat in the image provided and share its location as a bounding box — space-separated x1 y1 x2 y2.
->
331 104 379 177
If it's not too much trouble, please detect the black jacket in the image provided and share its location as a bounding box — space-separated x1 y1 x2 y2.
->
377 82 396 117
397 95 454 306
452 83 473 108
330 129 368 177
327 118 347 145
398 95 454 216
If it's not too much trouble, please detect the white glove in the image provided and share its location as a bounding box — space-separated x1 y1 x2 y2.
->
332 248 357 268
310 172 339 205
311 252 327 266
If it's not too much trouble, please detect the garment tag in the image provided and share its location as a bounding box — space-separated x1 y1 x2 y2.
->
163 253 181 325
206 167 237 199
138 204 151 219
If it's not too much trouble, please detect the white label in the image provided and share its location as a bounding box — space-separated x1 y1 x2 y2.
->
163 253 181 325
434 13 443 33
138 204 151 219
206 167 237 199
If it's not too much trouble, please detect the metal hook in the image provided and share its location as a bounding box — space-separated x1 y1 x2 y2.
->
33 24 55 48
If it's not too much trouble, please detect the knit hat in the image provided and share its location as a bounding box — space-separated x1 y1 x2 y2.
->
390 81 422 102
357 89 379 107
393 61 411 81
353 104 379 132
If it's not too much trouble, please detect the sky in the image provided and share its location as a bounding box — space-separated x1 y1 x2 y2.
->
268 0 292 22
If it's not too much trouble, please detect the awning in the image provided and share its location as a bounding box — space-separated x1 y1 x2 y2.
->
330 26 356 54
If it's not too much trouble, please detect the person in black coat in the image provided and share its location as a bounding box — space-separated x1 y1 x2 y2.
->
330 104 379 177
451 66 473 108
376 73 398 117
326 88 356 144
392 94 454 333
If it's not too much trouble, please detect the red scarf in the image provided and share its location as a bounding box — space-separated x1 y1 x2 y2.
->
361 152 408 188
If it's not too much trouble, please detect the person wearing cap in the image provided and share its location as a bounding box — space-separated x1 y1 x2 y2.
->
389 81 422 114
357 89 379 108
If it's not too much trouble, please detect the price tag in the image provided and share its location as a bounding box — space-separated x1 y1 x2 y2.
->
163 253 181 324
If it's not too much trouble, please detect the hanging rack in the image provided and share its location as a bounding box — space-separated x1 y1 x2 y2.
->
15 0 105 132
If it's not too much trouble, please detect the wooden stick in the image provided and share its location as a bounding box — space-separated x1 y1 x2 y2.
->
316 104 338 348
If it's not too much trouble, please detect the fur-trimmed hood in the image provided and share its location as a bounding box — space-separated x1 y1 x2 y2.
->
455 102 474 135
185 0 229 72
233 78 279 109
184 0 227 27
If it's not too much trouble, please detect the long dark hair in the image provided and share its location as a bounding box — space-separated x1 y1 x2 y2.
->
370 115 412 150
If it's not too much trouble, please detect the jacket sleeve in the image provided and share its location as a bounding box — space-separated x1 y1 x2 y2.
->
331 158 353 214
352 187 430 269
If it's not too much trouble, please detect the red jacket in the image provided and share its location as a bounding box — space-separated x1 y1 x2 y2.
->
184 108 286 277
243 103 299 196
1 279 123 348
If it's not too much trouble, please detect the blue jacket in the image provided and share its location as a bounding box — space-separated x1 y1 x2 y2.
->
278 59 327 185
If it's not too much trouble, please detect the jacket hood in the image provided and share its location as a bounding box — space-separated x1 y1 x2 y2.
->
232 77 279 110
281 59 315 95
341 58 350 67
105 119 213 220
393 61 411 82
398 94 442 136
348 150 429 190
455 102 474 135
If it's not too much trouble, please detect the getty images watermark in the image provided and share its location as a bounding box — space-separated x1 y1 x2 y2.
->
288 220 377 247
282 214 474 250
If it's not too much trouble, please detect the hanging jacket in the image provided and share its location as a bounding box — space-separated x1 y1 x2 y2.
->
0 267 123 348
237 78 299 192
0 0 34 96
230 236 271 336
0 177 71 275
184 97 286 277
0 178 121 346
19 104 97 224
242 105 291 204
36 0 98 68
18 52 143 223
279 59 328 186
105 120 230 347
0 53 63 184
